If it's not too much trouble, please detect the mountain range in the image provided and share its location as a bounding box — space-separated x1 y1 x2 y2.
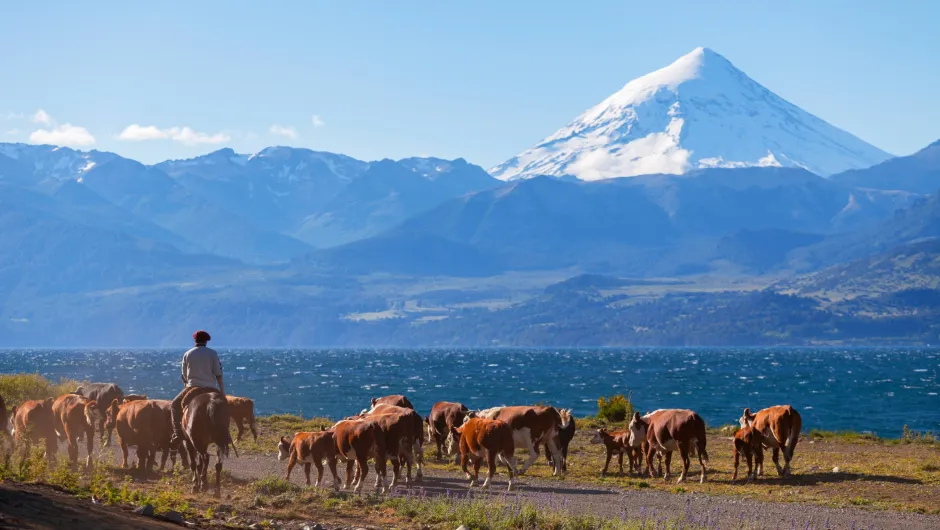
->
1 47 938 347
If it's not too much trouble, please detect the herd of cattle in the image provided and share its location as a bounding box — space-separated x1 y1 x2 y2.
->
0 383 803 497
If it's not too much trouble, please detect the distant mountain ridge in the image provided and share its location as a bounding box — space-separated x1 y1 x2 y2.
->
491 47 892 181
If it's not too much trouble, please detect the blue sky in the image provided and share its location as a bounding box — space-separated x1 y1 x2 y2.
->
1 1 938 166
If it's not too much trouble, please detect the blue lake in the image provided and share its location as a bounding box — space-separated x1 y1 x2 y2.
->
1 348 937 434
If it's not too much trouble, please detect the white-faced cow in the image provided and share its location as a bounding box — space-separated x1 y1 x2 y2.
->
451 417 516 491
456 405 565 477
629 409 708 483
426 401 468 463
739 405 802 477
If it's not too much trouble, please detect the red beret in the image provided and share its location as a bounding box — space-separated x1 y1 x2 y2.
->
193 330 211 343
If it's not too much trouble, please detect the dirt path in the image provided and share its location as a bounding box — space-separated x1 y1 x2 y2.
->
25 437 940 530
219 450 938 530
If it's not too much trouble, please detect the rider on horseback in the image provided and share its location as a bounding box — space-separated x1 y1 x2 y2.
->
170 330 225 445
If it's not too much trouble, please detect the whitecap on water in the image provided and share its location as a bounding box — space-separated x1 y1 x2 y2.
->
236 366 246 370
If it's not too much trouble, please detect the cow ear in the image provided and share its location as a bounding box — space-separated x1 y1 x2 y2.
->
110 398 120 409
632 411 641 421
371 397 378 406
44 397 54 407
424 415 430 424
742 408 751 417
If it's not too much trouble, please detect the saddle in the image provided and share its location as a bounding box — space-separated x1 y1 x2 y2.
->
180 386 222 410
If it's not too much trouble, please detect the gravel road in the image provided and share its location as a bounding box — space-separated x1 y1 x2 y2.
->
35 437 940 530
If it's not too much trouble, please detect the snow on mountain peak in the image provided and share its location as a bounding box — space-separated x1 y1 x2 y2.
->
490 47 892 181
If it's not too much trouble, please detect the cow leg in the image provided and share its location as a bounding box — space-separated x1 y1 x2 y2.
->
355 457 370 494
387 453 400 491
645 444 657 479
65 428 79 470
601 451 612 476
313 460 324 488
677 443 690 483
434 435 443 461
518 438 538 476
302 462 311 486
119 440 129 469
249 418 258 442
234 420 245 444
83 426 94 469
503 454 516 491
745 449 754 483
753 447 763 482
481 450 496 490
344 460 355 490
772 447 784 477
663 451 673 481
374 453 387 494
472 456 483 488
461 452 472 481
545 436 564 477
617 452 624 475
285 453 297 482
732 448 740 482
327 455 341 491
44 436 57 468
413 440 423 480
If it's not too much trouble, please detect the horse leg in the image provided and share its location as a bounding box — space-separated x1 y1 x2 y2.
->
214 451 223 498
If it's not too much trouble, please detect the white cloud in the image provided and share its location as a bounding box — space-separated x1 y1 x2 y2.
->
29 124 96 147
118 124 168 141
311 115 325 128
31 109 52 125
117 124 231 145
269 124 298 139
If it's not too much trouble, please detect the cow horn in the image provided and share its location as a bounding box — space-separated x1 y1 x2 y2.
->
743 407 751 416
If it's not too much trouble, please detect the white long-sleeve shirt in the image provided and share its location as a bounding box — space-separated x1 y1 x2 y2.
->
181 345 223 389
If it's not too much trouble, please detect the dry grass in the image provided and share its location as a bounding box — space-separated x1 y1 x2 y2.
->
0 373 86 406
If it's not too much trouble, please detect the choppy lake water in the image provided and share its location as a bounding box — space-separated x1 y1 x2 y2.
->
2 348 937 434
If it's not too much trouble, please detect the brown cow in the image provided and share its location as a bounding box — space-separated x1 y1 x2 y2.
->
278 431 340 489
226 395 258 443
122 394 148 402
460 406 565 477
731 426 765 483
739 405 802 477
370 395 413 410
589 428 635 476
426 401 468 463
629 409 708 483
358 404 419 488
363 403 424 482
181 392 233 497
52 394 97 469
451 417 516 491
105 399 165 471
332 418 388 494
12 398 57 465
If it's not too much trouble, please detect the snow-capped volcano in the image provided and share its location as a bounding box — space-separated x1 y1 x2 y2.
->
490 47 893 181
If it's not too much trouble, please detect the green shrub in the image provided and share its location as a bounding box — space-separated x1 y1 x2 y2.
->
0 374 85 407
596 393 634 423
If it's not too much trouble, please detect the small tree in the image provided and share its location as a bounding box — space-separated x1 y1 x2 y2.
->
597 392 635 423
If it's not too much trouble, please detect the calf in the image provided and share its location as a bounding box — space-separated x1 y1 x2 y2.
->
74 383 124 446
629 409 708 483
731 426 765 483
739 405 802 477
52 394 97 469
545 408 575 472
451 417 516 491
589 428 632 476
12 398 57 465
458 405 565 477
105 399 167 472
278 431 340 489
332 418 388 494
370 395 414 410
226 395 259 443
425 401 468 463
